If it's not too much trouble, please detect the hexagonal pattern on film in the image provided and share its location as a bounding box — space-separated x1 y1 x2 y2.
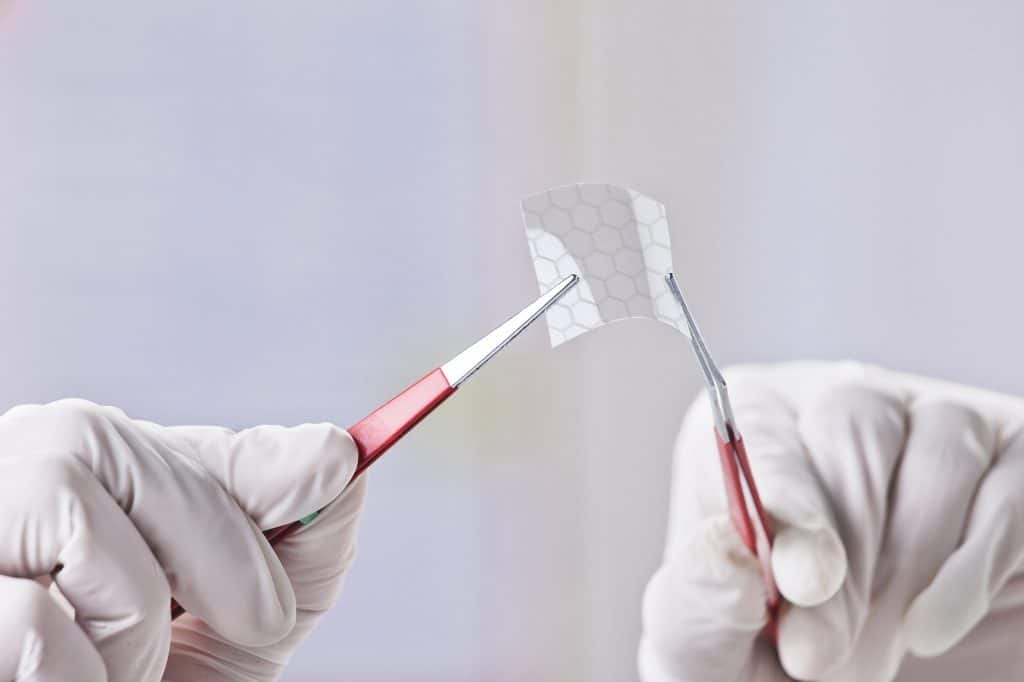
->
522 183 687 347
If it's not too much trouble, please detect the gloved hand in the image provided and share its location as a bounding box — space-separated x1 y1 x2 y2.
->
638 361 1024 682
0 398 366 682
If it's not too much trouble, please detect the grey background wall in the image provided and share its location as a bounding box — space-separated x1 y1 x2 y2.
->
1 1 1021 680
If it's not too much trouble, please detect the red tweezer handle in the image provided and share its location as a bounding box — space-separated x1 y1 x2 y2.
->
348 368 456 476
170 368 456 620
715 429 780 637
265 367 455 542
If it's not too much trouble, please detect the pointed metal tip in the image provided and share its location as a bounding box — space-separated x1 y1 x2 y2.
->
439 273 579 387
549 273 579 298
663 271 734 433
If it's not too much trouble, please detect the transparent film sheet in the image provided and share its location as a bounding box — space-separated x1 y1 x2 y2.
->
522 183 686 346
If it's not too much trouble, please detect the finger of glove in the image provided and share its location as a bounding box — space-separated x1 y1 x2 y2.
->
0 576 106 682
673 376 848 609
639 516 773 682
826 401 995 682
905 428 1024 657
855 364 1024 441
898 572 1024 682
0 455 171 682
0 400 296 647
168 423 358 530
165 477 369 682
777 386 907 681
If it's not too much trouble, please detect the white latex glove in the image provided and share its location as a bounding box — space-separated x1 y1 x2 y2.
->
639 361 1024 682
0 398 366 682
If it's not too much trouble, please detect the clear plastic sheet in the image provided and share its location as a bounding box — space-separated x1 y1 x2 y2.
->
522 183 687 346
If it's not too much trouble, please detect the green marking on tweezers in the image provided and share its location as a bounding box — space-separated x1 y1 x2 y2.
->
299 511 320 525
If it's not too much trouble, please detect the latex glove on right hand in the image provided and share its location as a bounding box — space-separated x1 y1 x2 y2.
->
639 362 1024 682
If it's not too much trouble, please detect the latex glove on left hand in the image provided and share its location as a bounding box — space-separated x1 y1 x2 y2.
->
0 399 366 682
161 421 367 681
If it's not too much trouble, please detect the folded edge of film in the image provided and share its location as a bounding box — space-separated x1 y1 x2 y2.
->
522 183 687 347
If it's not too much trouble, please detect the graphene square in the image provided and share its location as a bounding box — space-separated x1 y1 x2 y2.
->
522 183 686 346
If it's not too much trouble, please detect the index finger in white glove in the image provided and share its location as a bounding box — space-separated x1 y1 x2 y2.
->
163 424 365 682
164 422 361 613
166 423 358 530
905 428 1024 657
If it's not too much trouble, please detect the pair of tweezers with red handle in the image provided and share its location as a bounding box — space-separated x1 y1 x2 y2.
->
170 274 579 620
665 274 780 637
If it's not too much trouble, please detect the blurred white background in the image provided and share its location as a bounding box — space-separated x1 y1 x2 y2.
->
2 1 1023 680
